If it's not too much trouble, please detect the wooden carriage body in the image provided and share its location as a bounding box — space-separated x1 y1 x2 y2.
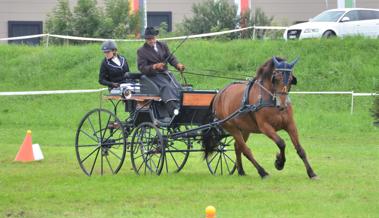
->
104 74 217 127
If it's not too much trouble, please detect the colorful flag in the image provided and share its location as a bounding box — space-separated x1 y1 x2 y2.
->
235 0 251 15
129 0 139 14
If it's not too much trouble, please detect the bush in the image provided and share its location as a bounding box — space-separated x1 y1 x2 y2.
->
45 0 140 41
180 0 237 34
179 0 273 39
72 0 102 37
45 0 73 37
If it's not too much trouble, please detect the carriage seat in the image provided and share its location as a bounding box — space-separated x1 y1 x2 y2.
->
139 75 160 96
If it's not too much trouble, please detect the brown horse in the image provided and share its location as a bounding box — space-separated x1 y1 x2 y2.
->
203 57 317 179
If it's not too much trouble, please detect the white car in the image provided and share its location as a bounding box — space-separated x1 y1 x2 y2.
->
284 8 379 39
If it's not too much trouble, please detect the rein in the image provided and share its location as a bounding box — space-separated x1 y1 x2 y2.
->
178 70 247 81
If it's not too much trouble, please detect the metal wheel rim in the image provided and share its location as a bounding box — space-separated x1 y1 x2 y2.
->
130 122 165 175
206 135 236 175
75 108 127 176
162 126 191 174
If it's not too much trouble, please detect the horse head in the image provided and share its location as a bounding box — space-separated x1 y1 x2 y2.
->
271 56 299 110
256 56 299 110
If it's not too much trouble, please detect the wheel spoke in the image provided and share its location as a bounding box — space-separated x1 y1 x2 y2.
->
108 149 122 161
102 113 112 140
89 148 100 176
136 157 146 173
224 152 236 164
80 129 98 143
98 110 103 140
87 116 99 140
223 153 231 173
164 155 169 173
208 152 219 164
77 144 98 148
168 151 180 169
220 153 223 175
103 125 123 143
213 154 222 174
80 146 100 164
101 149 104 176
105 155 114 174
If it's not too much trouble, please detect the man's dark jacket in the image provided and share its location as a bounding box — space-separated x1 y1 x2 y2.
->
99 55 130 87
137 41 182 104
137 41 179 74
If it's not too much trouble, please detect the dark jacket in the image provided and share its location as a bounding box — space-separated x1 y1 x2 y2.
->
99 55 130 87
137 41 179 75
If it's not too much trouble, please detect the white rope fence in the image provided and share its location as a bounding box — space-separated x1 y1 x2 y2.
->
0 89 376 114
0 25 286 43
1 26 376 114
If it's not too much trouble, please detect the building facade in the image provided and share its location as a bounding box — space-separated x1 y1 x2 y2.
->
0 0 378 43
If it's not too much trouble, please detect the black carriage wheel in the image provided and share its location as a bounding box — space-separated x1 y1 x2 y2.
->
206 135 237 175
75 108 127 176
130 122 165 175
161 126 191 174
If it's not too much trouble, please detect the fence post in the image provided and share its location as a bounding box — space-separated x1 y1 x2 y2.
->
45 34 49 47
252 26 256 40
351 91 354 114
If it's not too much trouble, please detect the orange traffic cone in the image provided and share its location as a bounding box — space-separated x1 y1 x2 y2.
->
15 130 44 162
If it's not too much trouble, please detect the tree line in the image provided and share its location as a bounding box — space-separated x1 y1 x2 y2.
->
45 0 273 40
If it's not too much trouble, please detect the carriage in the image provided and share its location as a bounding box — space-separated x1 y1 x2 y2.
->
75 73 237 176
75 57 318 179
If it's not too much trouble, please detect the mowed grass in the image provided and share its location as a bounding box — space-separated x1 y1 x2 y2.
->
0 38 378 217
1 127 378 218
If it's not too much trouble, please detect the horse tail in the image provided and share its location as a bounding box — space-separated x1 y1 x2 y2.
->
202 96 219 160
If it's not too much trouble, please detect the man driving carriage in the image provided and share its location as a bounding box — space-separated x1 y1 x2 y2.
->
137 27 186 122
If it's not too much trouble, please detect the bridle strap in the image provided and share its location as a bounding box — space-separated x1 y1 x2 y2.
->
255 80 275 98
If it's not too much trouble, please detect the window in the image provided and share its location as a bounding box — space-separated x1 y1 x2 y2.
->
147 12 172 32
358 10 378 20
8 21 43 45
343 10 359 21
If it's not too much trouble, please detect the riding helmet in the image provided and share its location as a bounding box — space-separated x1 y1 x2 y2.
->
101 40 117 52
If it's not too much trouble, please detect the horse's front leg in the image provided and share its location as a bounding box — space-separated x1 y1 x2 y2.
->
286 122 318 179
258 123 287 171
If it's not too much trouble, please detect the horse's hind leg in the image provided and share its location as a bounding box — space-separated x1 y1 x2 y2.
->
231 129 269 178
234 142 245 176
234 131 250 176
286 122 317 179
258 124 287 171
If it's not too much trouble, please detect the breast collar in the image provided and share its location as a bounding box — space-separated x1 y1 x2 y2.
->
106 56 125 69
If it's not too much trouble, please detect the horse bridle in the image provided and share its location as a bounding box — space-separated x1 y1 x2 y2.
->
253 69 294 109
272 69 295 96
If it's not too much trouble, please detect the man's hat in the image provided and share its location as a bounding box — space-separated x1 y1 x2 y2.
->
144 27 159 39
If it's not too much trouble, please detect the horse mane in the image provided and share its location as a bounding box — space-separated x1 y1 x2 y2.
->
255 57 286 81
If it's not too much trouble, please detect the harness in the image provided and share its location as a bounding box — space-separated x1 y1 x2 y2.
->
240 78 276 114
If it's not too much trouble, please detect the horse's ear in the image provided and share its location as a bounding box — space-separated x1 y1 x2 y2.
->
291 75 298 85
289 56 300 68
272 56 280 68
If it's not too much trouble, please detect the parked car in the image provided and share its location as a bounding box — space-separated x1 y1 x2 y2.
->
284 8 379 40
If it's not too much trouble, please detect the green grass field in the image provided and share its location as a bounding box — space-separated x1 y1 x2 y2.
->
0 38 378 217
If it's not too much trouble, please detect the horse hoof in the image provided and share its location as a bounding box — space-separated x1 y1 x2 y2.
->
238 172 246 176
274 160 284 171
261 174 270 180
310 175 319 180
